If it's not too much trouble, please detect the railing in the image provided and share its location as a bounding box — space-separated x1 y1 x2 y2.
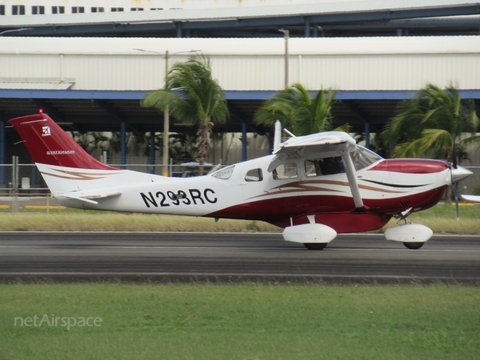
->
0 159 478 212
0 159 224 212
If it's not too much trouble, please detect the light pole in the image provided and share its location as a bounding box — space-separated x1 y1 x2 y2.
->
279 29 289 88
163 50 170 176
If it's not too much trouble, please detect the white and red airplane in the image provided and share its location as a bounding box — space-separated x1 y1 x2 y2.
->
9 112 473 250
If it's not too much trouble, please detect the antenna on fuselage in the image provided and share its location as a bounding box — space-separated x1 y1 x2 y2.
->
273 120 296 154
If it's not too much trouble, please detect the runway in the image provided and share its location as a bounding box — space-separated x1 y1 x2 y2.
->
0 232 479 284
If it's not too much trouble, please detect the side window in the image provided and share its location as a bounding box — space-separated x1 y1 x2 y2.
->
273 163 297 180
245 168 263 182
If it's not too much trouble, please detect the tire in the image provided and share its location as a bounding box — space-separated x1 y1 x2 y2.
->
304 243 327 250
403 242 425 250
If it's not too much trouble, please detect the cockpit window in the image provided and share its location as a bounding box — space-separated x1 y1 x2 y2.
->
211 165 234 180
273 163 297 180
352 146 383 171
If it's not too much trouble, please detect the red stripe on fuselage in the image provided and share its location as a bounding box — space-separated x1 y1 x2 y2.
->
369 159 450 174
207 186 447 231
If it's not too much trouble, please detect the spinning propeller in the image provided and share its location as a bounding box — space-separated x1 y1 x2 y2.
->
451 144 474 221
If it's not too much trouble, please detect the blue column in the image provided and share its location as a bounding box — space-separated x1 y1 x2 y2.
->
176 23 183 38
121 121 126 169
365 122 370 149
242 120 247 161
304 17 311 37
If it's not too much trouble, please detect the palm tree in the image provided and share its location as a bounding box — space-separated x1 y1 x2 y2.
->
383 83 480 162
141 54 229 175
255 83 349 136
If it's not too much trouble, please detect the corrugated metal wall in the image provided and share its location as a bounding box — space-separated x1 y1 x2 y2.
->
1 36 479 92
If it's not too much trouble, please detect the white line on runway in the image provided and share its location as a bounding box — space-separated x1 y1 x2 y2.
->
0 245 479 253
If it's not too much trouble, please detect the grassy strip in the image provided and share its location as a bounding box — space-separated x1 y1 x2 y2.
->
0 203 478 233
1 283 479 359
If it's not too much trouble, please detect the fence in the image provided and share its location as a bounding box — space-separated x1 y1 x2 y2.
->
0 159 479 213
0 159 223 212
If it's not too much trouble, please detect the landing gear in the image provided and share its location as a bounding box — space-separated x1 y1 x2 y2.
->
304 243 328 250
403 242 425 250
385 209 431 250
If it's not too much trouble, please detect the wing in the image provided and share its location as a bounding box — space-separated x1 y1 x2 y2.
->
268 131 357 172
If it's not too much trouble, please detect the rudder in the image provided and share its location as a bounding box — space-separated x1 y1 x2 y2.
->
9 112 116 170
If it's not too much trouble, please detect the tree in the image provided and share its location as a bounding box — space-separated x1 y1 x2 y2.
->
254 83 349 136
383 83 480 162
141 54 229 175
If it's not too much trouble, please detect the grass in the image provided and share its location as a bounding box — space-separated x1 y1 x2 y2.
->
0 203 478 234
1 283 479 359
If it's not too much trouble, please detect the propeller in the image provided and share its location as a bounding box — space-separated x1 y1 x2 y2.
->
452 144 459 222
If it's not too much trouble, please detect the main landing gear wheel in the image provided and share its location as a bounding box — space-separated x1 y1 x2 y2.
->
403 242 425 250
304 243 328 250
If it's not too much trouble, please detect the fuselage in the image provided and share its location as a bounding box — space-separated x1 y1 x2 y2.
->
51 146 451 233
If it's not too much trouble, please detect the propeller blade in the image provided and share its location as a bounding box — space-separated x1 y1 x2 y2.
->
452 142 457 169
454 182 460 223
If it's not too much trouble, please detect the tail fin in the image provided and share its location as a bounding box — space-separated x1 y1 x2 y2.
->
9 112 116 170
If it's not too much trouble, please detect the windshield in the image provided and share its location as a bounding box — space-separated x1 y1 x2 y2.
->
211 165 235 180
352 146 383 171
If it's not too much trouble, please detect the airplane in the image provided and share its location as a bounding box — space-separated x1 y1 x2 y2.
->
8 111 473 250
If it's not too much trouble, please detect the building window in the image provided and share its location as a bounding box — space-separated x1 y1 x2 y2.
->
111 7 124 12
131 8 144 11
72 7 85 13
12 5 26 15
52 6 65 14
150 8 163 11
91 7 104 13
0 5 5 15
32 6 45 15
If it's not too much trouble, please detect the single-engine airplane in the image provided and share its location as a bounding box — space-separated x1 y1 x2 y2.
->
9 112 473 250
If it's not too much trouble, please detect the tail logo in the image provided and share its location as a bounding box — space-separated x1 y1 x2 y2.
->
42 126 51 137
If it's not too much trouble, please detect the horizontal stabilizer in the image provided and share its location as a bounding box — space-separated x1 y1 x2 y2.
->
461 195 480 203
59 191 122 205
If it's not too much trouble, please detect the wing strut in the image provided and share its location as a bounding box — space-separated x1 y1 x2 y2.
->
341 152 364 210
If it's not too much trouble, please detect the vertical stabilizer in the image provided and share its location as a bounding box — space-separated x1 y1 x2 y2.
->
9 112 116 170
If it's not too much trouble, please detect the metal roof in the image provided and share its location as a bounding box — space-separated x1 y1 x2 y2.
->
1 35 479 136
1 0 480 37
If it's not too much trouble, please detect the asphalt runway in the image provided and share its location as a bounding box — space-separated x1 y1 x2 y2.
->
0 232 479 284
